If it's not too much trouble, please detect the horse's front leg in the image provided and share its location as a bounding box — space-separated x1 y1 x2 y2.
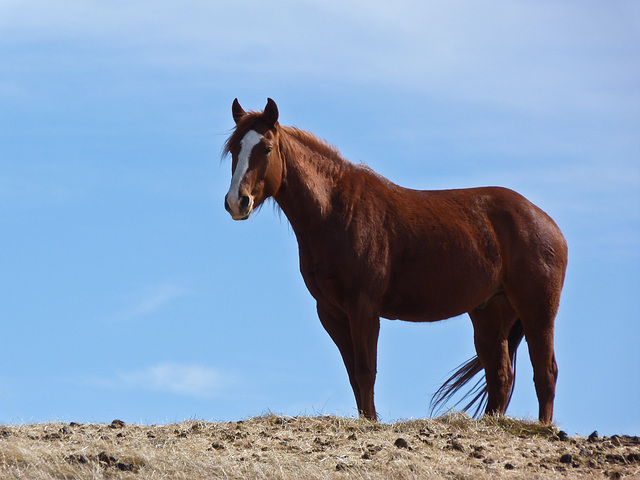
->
316 302 362 412
347 303 381 421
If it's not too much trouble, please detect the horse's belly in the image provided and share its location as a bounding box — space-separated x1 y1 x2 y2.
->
380 268 499 322
380 296 471 322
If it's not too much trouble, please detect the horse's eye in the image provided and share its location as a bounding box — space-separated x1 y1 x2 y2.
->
265 147 273 154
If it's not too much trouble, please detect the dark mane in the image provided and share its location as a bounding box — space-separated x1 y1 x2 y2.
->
282 126 403 191
280 126 349 166
278 126 401 190
222 113 350 169
224 113 402 195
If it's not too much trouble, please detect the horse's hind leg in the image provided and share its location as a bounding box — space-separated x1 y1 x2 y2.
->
469 293 519 416
505 276 563 424
519 306 558 424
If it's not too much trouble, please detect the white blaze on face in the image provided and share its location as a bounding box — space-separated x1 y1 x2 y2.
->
226 130 262 214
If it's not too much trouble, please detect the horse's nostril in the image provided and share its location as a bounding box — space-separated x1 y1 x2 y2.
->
224 196 232 213
239 195 251 211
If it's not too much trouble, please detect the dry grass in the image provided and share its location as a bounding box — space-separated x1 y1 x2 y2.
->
1 413 638 479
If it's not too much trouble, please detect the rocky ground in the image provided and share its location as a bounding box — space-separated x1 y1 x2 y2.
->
1 413 638 479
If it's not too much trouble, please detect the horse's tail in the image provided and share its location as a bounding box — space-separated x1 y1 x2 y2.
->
430 319 525 418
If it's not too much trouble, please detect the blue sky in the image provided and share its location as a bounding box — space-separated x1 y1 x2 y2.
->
1 1 638 436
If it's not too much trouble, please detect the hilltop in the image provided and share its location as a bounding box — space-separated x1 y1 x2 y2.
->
1 413 638 479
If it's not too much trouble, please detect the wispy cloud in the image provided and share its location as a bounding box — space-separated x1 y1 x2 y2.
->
115 363 227 398
91 363 231 398
106 284 191 323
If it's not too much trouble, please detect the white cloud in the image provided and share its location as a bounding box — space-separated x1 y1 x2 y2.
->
115 363 227 398
107 284 191 323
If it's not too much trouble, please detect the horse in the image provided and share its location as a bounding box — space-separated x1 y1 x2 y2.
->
223 98 568 424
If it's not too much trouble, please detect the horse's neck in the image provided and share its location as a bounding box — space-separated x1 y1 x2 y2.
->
275 134 347 234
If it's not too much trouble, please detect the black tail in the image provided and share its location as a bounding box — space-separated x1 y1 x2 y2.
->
430 319 525 418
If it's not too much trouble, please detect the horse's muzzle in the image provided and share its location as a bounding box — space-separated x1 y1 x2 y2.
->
224 193 252 220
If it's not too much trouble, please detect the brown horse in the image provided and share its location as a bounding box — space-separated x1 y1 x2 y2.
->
223 98 568 424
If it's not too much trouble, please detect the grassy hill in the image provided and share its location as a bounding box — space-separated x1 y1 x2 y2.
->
1 413 638 479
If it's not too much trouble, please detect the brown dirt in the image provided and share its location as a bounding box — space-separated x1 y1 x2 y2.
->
0 413 638 479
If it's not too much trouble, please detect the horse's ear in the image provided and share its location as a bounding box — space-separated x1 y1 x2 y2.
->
264 98 279 128
232 98 246 124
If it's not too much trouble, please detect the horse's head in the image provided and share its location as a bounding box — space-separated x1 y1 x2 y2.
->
223 98 283 220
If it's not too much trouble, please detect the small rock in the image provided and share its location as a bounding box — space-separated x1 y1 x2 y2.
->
588 431 599 442
116 462 133 471
627 453 640 463
449 439 465 452
557 430 568 441
605 453 626 464
109 420 125 429
67 454 88 464
504 463 515 470
314 437 331 447
470 446 484 459
560 453 573 464
394 438 412 450
98 452 116 465
273 416 287 425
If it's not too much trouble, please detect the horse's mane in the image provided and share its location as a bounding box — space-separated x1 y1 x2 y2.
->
222 113 396 189
222 111 348 167
281 127 403 193
280 126 349 166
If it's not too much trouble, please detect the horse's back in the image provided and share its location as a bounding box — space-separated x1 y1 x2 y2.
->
415 186 566 264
